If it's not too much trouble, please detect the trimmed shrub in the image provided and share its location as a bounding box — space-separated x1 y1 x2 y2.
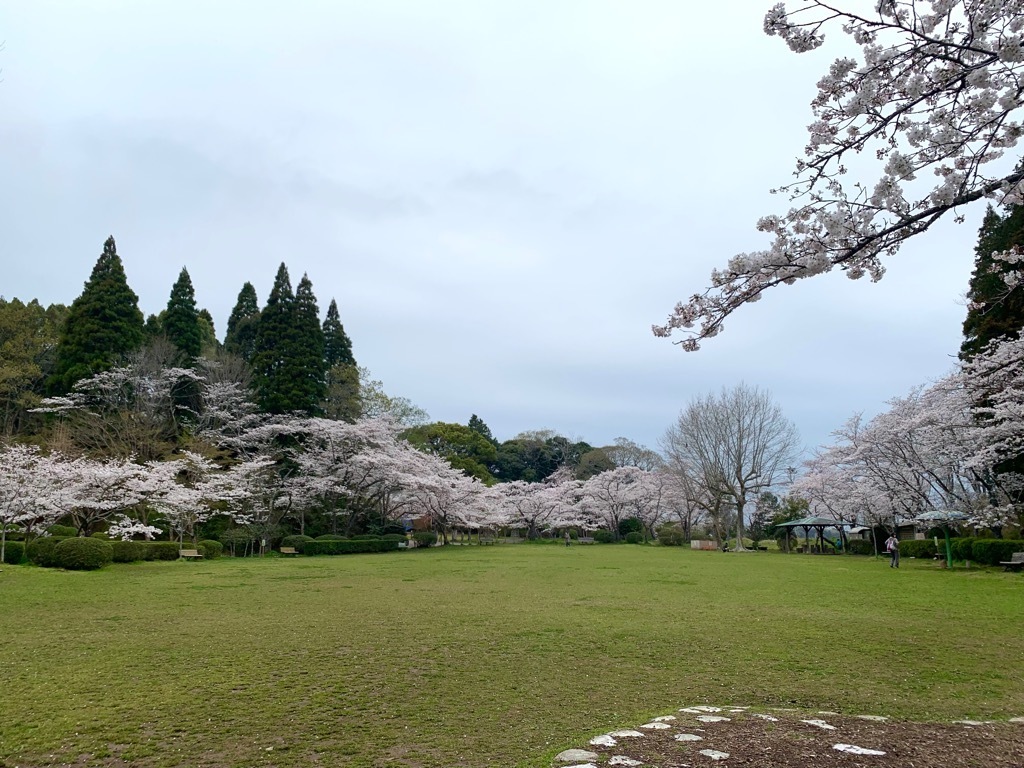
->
110 540 146 563
412 532 437 548
351 534 382 540
315 534 347 541
53 537 113 570
47 524 78 537
656 524 685 546
27 536 67 567
624 531 644 544
950 537 975 562
617 517 642 536
198 539 224 559
381 534 406 542
2 540 26 564
971 539 1024 566
90 532 110 540
898 539 938 559
281 534 315 553
846 539 875 556
593 530 615 543
303 539 400 555
142 541 181 561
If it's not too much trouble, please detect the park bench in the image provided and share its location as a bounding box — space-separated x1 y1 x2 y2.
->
999 552 1024 572
577 537 595 544
179 549 203 560
279 546 299 556
479 536 496 545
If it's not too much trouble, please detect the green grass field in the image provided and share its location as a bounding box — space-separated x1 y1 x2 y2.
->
1 546 1022 768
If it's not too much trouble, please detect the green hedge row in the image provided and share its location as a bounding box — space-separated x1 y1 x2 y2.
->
897 539 938 559
2 540 25 564
968 539 1024 566
845 539 876 556
303 539 401 555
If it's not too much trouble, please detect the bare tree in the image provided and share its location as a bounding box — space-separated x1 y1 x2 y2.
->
662 384 800 550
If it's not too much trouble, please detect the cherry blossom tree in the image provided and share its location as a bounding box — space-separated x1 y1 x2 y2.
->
0 445 62 561
45 454 152 537
655 0 1024 350
578 465 647 538
497 473 581 539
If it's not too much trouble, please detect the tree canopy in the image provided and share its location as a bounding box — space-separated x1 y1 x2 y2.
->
655 0 1024 350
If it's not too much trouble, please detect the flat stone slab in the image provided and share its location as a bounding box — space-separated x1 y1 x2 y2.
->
751 713 779 722
555 749 599 762
608 757 643 766
854 715 889 722
640 722 671 729
699 749 730 760
801 719 837 730
674 733 704 742
696 715 730 723
609 730 645 738
1009 717 1024 723
834 744 886 756
651 715 676 722
589 735 617 747
954 720 991 726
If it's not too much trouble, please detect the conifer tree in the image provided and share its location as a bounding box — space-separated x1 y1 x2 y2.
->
163 267 202 363
961 204 1024 361
292 273 327 414
50 236 145 392
251 266 326 415
468 414 498 446
224 282 261 362
322 299 356 367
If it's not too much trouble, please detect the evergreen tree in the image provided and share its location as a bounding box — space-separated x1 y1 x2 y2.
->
251 266 326 415
322 298 356 367
50 236 145 393
291 273 327 413
197 309 219 357
467 414 497 446
163 267 202 363
224 282 261 362
961 203 1024 360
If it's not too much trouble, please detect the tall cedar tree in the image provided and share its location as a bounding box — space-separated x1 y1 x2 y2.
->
467 414 498 446
163 267 202 363
292 273 328 413
251 265 327 415
961 203 1024 361
224 282 261 362
50 237 145 393
322 299 356 367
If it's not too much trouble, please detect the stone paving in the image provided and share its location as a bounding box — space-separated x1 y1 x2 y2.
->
552 704 1024 767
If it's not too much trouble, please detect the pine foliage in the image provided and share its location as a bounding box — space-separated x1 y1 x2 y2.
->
163 267 202 363
224 282 260 362
50 237 145 392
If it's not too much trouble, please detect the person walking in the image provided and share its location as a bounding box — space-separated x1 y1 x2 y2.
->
564 531 571 547
885 533 900 568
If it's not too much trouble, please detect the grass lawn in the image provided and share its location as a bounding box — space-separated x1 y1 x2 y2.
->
1 545 1022 768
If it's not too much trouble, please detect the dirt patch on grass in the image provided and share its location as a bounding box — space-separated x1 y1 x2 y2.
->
574 708 1024 767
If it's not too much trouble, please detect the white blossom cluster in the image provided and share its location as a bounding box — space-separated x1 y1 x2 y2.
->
656 0 1024 350
795 334 1024 531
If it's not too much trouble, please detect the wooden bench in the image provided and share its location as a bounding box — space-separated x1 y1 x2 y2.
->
577 537 595 544
999 552 1024 572
479 536 496 545
179 549 203 560
279 546 299 556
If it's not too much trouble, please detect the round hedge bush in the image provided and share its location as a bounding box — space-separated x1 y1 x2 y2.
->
2 540 26 564
412 531 437 547
46 524 78 537
593 530 615 543
27 536 67 567
110 540 146 563
625 531 644 544
198 539 224 558
53 537 113 570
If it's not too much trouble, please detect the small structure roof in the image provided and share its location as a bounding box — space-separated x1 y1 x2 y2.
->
774 516 851 528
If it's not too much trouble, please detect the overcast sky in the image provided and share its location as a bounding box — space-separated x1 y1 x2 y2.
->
0 1 980 461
